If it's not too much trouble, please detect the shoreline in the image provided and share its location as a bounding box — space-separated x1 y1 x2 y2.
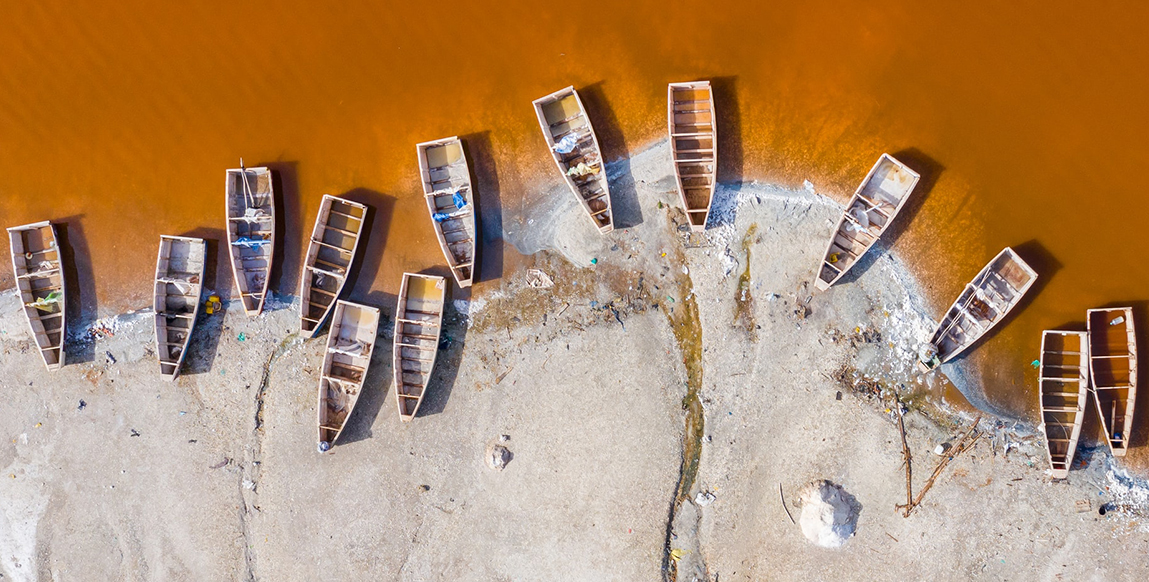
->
3 138 1149 580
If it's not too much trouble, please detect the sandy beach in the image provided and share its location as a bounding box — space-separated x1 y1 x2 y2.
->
2 139 1148 581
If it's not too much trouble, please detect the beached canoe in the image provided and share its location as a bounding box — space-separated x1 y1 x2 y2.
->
317 300 380 453
7 221 66 371
299 195 368 338
532 86 613 234
225 161 275 316
1038 330 1089 478
1087 307 1138 456
417 137 477 288
668 81 717 231
814 154 920 290
393 273 446 422
154 235 206 380
918 247 1037 372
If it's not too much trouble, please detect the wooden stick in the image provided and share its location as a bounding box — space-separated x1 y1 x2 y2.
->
894 392 913 517
779 483 796 525
899 417 981 516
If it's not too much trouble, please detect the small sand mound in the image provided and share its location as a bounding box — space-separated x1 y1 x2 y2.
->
797 480 860 548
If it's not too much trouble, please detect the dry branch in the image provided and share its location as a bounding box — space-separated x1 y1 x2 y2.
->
893 392 913 517
897 416 982 517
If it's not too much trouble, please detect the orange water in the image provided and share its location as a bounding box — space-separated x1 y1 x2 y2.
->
3 2 1149 424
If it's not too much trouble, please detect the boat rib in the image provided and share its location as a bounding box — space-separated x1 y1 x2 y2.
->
532 86 613 234
918 247 1038 372
417 136 477 288
225 162 276 316
7 221 66 371
299 195 368 337
393 273 446 422
1038 330 1089 478
814 153 920 290
317 300 380 452
668 81 717 231
153 235 206 381
1087 307 1138 456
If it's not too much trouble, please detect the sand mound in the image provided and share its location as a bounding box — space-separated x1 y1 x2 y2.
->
798 480 859 548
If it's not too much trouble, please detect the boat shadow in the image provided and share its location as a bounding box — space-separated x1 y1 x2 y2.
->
945 240 1061 369
340 188 394 309
461 131 504 284
262 161 301 304
580 82 644 230
834 148 944 287
708 76 744 230
56 216 98 364
179 227 227 377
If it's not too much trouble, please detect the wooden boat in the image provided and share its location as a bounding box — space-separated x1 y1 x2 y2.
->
417 137 477 288
1038 330 1089 478
532 86 613 233
7 221 66 370
1087 307 1138 456
225 161 276 316
668 81 717 231
814 154 920 290
154 235 206 380
917 247 1037 372
299 195 368 338
393 273 446 422
317 300 380 453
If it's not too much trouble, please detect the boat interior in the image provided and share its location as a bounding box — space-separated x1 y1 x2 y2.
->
539 92 611 229
395 275 445 419
302 197 365 333
9 224 64 367
318 302 378 445
669 83 715 229
1089 308 1136 451
155 237 204 376
933 252 1034 360
421 140 475 285
1039 331 1086 470
226 168 274 313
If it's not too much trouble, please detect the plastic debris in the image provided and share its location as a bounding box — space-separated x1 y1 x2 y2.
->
231 236 270 248
237 332 247 342
1030 359 1040 369
552 133 579 154
526 269 554 289
205 294 222 315
695 491 716 506
590 258 598 265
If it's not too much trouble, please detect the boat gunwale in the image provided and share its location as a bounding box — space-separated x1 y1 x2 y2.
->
813 153 921 291
1086 306 1138 456
7 220 66 371
224 165 276 317
298 194 368 338
667 80 717 232
416 136 476 288
392 272 446 422
153 235 206 381
316 299 380 451
532 85 614 234
920 246 1038 371
1038 329 1089 478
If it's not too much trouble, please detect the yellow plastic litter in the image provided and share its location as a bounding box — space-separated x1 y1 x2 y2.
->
566 161 600 178
205 294 222 315
669 549 686 562
828 253 840 264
